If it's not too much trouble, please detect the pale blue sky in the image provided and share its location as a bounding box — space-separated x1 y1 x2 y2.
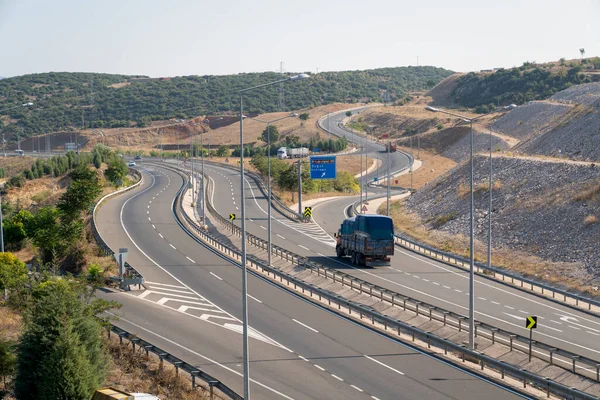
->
1 0 598 78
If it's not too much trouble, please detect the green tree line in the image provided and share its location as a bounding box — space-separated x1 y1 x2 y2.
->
0 67 453 139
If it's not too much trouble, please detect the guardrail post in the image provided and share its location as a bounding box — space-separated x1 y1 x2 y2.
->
572 356 579 373
144 345 152 359
549 348 557 365
191 371 199 389
208 380 218 399
174 361 182 377
443 311 449 326
119 332 125 344
596 364 600 382
491 328 498 344
159 353 167 370
520 369 526 388
415 301 421 316
509 335 517 351
474 322 480 338
429 308 433 321
458 316 465 332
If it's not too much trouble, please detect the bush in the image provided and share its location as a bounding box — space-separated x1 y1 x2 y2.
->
7 175 25 188
299 113 309 121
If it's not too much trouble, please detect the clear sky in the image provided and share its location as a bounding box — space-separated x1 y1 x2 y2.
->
1 0 598 78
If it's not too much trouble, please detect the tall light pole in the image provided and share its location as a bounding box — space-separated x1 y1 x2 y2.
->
425 104 516 350
386 133 391 215
239 74 309 399
251 113 298 266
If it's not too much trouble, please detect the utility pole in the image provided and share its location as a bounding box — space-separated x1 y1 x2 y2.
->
410 133 414 191
360 143 363 210
386 134 391 215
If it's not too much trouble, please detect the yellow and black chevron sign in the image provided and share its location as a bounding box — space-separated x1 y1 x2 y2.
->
526 316 537 329
229 214 236 221
304 207 312 218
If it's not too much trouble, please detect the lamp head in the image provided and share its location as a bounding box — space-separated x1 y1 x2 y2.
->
290 113 299 117
23 102 34 107
425 106 439 112
505 104 517 110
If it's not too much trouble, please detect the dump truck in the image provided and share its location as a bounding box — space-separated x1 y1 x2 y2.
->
334 214 394 267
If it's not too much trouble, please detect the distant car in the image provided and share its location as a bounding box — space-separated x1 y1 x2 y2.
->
128 161 136 167
134 155 142 160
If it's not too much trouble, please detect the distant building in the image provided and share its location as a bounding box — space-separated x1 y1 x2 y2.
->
65 143 78 150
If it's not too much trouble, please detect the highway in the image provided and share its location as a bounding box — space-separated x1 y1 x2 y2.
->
198 129 600 365
95 164 525 399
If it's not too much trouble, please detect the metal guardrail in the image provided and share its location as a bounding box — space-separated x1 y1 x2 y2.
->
166 165 599 400
91 168 145 288
108 325 242 400
349 196 600 316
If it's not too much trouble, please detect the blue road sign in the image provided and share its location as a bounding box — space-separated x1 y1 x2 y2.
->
310 156 336 180
313 147 320 153
374 177 378 182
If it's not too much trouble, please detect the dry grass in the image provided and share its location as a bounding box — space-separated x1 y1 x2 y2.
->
381 147 457 190
0 157 36 179
584 215 598 225
82 103 361 153
574 179 600 202
0 306 22 343
386 199 598 294
104 334 217 399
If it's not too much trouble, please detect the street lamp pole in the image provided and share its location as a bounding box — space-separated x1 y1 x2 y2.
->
425 104 516 350
251 113 298 266
239 74 309 399
488 125 493 269
386 133 391 215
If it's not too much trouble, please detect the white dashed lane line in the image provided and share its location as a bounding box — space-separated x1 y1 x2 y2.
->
331 374 344 382
491 301 500 305
169 244 176 250
351 385 363 392
210 272 223 281
298 356 309 362
152 224 156 229
314 365 325 371
298 245 309 250
292 319 319 333
247 294 262 303
158 233 164 239
260 225 266 230
505 305 515 310
186 257 196 264
364 355 405 375
277 234 286 240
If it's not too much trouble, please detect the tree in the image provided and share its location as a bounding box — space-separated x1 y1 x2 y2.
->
580 48 586 59
299 113 309 121
57 166 102 221
0 338 16 387
345 111 352 117
0 252 27 292
15 278 112 400
105 158 128 186
216 145 229 157
92 152 102 169
260 125 280 143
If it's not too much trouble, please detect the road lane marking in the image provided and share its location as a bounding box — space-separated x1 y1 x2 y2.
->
491 301 500 305
108 314 294 400
518 310 528 314
148 287 195 295
169 244 176 249
504 305 515 310
588 331 600 336
331 374 343 381
299 245 309 250
158 233 164 238
248 294 262 303
569 325 581 330
350 385 363 392
146 281 187 289
454 289 462 293
550 320 562 325
277 234 286 240
422 278 429 282
186 256 196 263
478 297 487 301
260 225 266 230
433 282 440 285
299 356 309 362
364 355 405 375
292 319 318 333
148 217 151 221
141 290 200 300
314 365 325 371
443 285 450 289
152 224 156 229
210 272 223 281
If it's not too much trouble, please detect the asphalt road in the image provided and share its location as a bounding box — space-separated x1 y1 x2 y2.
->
95 164 524 400
199 156 600 366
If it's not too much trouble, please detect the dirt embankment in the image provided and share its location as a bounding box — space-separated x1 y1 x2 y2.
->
399 154 600 291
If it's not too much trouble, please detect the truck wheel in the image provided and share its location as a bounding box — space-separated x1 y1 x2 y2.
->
350 252 356 264
336 246 343 258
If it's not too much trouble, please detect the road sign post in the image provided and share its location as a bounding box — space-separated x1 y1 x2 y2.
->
310 156 336 180
229 213 236 232
114 248 128 289
526 315 537 362
304 207 312 221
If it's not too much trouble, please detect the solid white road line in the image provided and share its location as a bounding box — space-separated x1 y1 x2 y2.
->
148 287 194 295
145 281 187 289
292 319 319 333
364 355 405 375
210 272 223 281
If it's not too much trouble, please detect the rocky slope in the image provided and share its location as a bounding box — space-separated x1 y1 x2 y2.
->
405 155 600 284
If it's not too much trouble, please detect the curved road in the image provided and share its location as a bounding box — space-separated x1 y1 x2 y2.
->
95 164 524 400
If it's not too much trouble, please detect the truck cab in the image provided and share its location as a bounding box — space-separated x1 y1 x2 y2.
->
277 147 288 159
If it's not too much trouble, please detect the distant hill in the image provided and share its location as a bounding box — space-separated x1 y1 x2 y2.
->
0 67 453 139
431 57 600 112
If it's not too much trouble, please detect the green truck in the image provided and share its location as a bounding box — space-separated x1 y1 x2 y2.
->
335 214 395 267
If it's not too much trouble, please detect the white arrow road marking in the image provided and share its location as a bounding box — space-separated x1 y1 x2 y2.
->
556 314 600 333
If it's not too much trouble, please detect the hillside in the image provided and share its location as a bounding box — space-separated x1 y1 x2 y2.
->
430 57 600 110
0 67 453 140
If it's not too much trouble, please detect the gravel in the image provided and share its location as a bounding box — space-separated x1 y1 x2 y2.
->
549 82 600 106
493 101 571 141
406 155 600 281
